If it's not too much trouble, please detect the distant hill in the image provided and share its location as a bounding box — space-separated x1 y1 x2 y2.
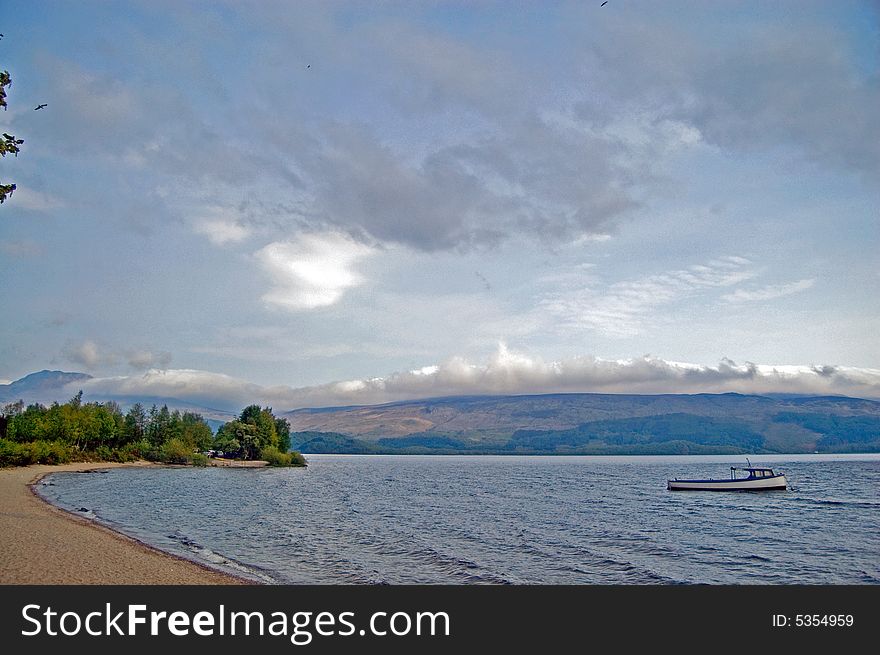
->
284 392 880 455
5 370 880 453
0 370 93 405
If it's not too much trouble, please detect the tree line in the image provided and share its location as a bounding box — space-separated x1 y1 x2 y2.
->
0 392 305 467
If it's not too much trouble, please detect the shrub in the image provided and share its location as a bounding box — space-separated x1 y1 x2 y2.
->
93 445 113 462
262 445 307 467
159 437 194 465
0 439 74 466
0 438 30 466
122 438 156 461
190 452 209 467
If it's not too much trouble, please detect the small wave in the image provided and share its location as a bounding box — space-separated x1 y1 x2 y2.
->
793 497 880 509
165 530 277 584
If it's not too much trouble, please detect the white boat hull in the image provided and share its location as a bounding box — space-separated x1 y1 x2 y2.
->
667 475 787 491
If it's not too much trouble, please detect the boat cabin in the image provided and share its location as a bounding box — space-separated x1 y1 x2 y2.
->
732 466 777 479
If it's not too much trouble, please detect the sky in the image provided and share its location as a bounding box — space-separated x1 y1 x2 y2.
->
1 0 879 409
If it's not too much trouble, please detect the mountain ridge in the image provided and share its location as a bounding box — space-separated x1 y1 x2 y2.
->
283 391 880 455
3 371 879 454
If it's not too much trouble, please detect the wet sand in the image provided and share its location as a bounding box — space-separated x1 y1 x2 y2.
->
0 461 249 584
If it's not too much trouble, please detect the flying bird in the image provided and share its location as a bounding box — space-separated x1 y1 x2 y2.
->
34 103 47 110
601 1 608 5
307 64 311 69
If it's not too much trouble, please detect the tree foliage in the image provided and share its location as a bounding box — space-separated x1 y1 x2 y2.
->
0 393 215 466
0 70 21 204
214 405 304 465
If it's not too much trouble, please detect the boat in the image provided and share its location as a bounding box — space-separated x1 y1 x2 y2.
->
667 461 787 491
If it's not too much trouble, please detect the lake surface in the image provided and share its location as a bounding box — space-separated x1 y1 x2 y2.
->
37 454 880 584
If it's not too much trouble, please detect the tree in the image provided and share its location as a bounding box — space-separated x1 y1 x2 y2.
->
123 402 147 443
147 404 173 447
214 419 258 459
214 406 293 460
0 70 22 204
239 404 280 454
275 417 291 452
179 411 213 451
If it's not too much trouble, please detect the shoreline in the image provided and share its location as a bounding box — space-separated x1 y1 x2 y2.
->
0 461 252 585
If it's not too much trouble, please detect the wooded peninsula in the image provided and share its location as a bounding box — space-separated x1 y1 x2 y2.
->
0 393 306 467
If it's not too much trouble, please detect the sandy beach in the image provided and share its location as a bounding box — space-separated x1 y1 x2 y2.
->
0 462 248 584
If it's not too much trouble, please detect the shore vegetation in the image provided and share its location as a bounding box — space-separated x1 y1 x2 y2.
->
0 393 305 467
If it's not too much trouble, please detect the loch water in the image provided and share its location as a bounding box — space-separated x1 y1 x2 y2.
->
37 454 880 584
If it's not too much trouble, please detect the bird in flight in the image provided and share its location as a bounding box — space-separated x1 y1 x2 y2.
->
307 64 311 69
34 103 47 110
601 1 608 5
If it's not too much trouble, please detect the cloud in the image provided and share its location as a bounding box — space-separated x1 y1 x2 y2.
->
23 4 875 255
193 211 252 246
126 350 172 371
256 232 376 310
71 344 880 411
577 6 880 177
79 369 267 410
540 257 757 337
722 279 815 303
63 340 116 369
62 341 171 371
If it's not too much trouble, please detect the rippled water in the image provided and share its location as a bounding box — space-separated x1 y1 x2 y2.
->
37 454 880 584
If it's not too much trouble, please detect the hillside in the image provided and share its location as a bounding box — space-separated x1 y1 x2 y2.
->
0 370 93 405
284 392 880 455
4 371 879 455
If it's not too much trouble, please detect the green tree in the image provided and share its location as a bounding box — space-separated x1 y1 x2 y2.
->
275 416 291 452
215 406 302 464
214 419 258 459
123 403 147 443
147 404 173 447
212 425 241 459
239 404 281 454
179 411 213 451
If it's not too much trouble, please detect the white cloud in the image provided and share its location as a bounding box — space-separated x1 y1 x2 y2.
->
722 278 815 303
191 207 252 246
257 232 375 310
193 218 251 246
79 369 264 409
541 257 757 337
70 345 880 411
